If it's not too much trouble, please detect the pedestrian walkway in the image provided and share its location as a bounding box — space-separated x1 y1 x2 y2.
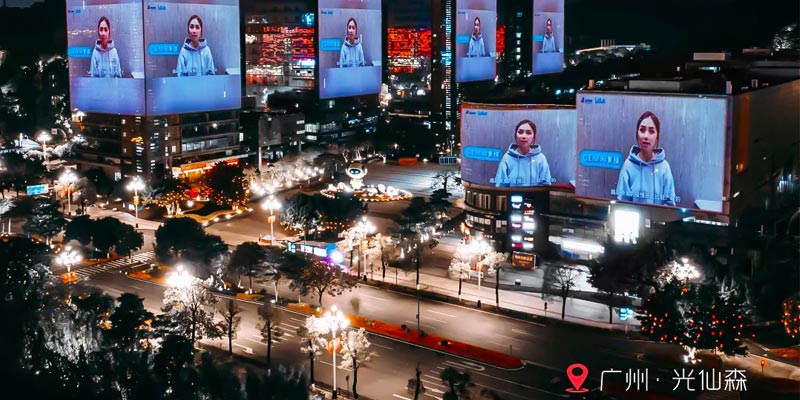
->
70 251 154 280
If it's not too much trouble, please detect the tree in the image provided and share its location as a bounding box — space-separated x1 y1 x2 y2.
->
159 276 221 344
400 196 434 229
228 241 269 290
114 223 144 261
750 236 800 320
23 197 65 244
217 299 242 355
782 294 800 339
430 169 461 195
258 301 283 365
543 264 582 320
280 193 318 240
197 352 242 400
64 214 94 246
338 328 375 399
297 316 324 385
683 282 750 355
84 167 116 197
313 193 362 234
289 260 357 308
204 162 249 209
637 279 688 345
155 217 227 280
152 176 190 216
440 367 471 400
153 335 197 398
588 240 645 324
107 293 154 352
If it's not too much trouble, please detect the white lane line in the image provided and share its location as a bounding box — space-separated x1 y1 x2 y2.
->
419 378 446 390
369 341 392 350
244 337 265 346
511 328 539 336
493 333 525 342
427 309 457 318
392 394 412 400
281 322 301 330
361 294 388 302
129 284 144 290
421 315 447 323
233 343 254 354
289 317 306 323
423 393 442 400
106 288 124 294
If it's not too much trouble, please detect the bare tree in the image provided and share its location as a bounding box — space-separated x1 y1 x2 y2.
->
297 316 324 385
258 301 283 364
543 265 582 320
338 328 376 399
217 299 242 354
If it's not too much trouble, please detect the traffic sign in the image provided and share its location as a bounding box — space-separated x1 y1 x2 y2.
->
618 307 635 321
26 184 48 195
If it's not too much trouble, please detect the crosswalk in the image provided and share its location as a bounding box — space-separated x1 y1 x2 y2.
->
73 251 155 279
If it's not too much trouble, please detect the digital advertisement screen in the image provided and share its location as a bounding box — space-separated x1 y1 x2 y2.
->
318 0 382 99
143 0 241 115
576 93 729 212
532 0 564 75
455 0 497 83
461 103 576 188
66 0 146 115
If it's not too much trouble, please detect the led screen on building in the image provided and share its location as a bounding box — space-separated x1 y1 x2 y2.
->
455 0 496 83
318 0 382 99
461 103 576 188
66 0 146 115
143 0 241 115
532 0 564 75
576 93 728 212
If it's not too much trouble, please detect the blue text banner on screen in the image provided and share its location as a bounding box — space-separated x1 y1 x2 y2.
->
579 150 624 169
463 146 503 162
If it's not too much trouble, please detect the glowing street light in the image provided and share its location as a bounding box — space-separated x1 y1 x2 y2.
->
166 264 192 288
261 194 281 245
127 176 145 220
319 305 349 399
57 245 82 273
60 170 78 214
352 216 376 276
37 131 52 171
673 257 700 285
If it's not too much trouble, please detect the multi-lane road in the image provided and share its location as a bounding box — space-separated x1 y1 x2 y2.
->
80 252 686 400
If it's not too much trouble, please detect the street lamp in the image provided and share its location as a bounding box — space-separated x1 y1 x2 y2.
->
471 237 491 293
167 264 192 288
320 305 349 399
261 194 281 245
127 176 145 220
60 170 78 215
353 216 375 277
57 245 82 273
37 131 52 171
673 257 700 285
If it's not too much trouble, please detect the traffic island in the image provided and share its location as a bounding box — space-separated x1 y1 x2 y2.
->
287 303 525 370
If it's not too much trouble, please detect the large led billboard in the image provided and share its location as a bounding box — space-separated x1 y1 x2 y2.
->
455 0 496 83
66 0 146 115
532 0 564 75
461 103 576 188
318 0 382 99
576 93 728 212
143 0 241 115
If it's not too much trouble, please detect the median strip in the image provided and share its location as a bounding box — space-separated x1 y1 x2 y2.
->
287 303 525 369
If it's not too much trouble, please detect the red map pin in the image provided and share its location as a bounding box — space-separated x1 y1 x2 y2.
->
565 363 589 393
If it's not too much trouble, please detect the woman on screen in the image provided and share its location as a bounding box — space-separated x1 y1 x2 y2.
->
615 111 676 206
339 17 365 68
467 17 486 58
541 18 556 53
494 120 552 187
90 17 122 78
176 15 216 76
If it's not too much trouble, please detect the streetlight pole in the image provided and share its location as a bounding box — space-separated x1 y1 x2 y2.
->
60 170 78 215
320 305 349 399
58 245 82 274
262 195 281 245
127 176 145 220
37 131 52 172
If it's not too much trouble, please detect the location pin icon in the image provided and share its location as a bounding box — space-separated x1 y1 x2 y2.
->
565 363 589 393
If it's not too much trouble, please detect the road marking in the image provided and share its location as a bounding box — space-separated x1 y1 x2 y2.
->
369 341 392 350
289 317 306 324
427 310 457 318
420 378 446 389
360 294 388 302
444 360 485 372
423 393 442 400
233 343 254 354
129 284 143 290
281 322 301 330
421 315 447 323
511 328 540 336
107 288 124 294
244 337 265 346
487 340 511 349
392 395 411 400
494 333 525 342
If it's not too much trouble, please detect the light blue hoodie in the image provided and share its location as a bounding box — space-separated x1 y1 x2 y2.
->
339 38 365 68
90 40 121 78
616 145 676 206
176 38 215 76
494 144 552 187
541 33 556 53
468 33 486 57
